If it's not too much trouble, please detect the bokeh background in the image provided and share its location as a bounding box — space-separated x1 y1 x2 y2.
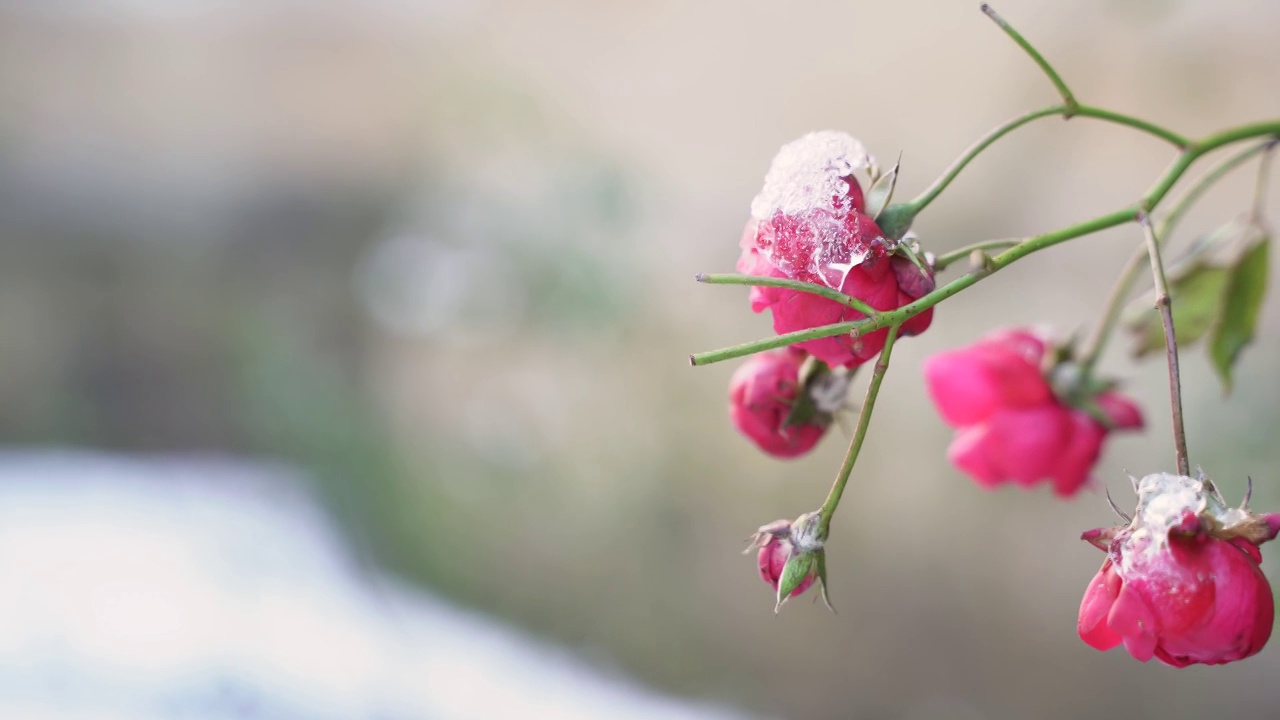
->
2 0 1280 717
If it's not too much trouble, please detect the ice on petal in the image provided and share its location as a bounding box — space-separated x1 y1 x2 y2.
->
750 131 874 222
1119 472 1226 572
747 131 882 288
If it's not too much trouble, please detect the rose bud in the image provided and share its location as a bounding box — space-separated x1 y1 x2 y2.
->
745 512 833 613
728 348 851 459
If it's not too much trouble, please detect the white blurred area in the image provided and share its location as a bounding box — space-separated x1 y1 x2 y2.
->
0 451 755 720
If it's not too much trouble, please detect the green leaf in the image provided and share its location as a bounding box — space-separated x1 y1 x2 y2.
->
1127 262 1230 358
774 551 815 613
1210 235 1269 393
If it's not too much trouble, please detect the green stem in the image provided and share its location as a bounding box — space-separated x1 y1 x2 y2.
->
907 106 1063 215
1164 140 1275 238
906 104 1188 217
1076 105 1188 149
1078 140 1277 371
1143 124 1280 212
982 4 1078 112
906 7 1191 220
690 116 1280 368
933 239 1021 270
818 324 899 535
694 273 878 317
1138 212 1190 475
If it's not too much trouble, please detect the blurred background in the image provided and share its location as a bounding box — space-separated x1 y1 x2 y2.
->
1 0 1279 718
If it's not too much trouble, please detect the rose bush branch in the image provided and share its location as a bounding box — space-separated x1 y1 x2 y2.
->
875 5 1187 237
691 120 1280 368
1138 211 1191 475
880 103 1188 238
817 324 899 536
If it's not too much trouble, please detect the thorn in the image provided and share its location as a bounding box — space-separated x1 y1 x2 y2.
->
1204 473 1226 505
1242 476 1254 509
1106 487 1132 523
1129 474 1140 494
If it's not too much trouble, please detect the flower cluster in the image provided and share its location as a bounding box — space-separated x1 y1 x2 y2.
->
707 99 1280 671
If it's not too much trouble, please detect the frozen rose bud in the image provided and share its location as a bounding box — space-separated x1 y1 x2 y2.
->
728 348 838 458
748 131 875 285
736 133 934 368
745 512 832 613
923 327 1143 496
1078 472 1278 667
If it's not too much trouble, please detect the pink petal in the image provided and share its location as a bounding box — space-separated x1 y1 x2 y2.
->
1153 539 1273 666
982 405 1074 486
1078 562 1124 651
1095 391 1144 431
1049 413 1106 497
923 339 1051 427
1108 580 1160 662
946 425 1004 488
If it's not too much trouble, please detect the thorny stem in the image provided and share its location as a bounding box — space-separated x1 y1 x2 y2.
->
1078 141 1276 372
1139 212 1190 476
932 238 1021 271
981 4 1078 114
694 273 878 318
818 324 899 536
689 120 1280 368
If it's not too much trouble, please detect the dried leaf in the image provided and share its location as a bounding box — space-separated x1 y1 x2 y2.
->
1209 234 1269 393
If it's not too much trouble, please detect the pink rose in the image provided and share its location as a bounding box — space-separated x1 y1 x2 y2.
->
1078 472 1280 666
924 328 1143 496
738 132 934 368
